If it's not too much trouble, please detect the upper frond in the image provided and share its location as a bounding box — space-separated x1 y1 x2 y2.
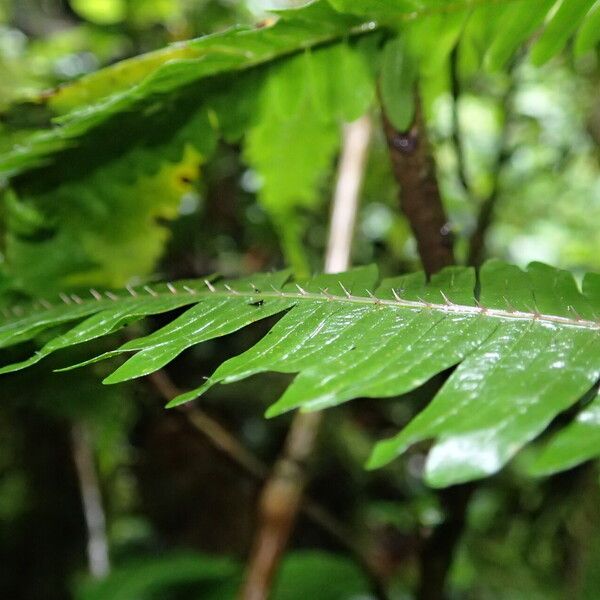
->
3 0 600 180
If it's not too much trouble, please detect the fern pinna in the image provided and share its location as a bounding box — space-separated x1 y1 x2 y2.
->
1 260 598 487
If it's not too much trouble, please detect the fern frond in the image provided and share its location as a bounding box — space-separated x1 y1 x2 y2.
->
0 2 367 179
1 261 599 487
4 0 600 179
528 389 600 476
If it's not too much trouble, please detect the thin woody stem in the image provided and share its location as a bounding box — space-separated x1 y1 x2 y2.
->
149 370 268 479
382 95 455 276
71 422 110 579
381 87 471 600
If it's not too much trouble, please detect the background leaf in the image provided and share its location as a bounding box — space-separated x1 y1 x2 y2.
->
380 36 417 131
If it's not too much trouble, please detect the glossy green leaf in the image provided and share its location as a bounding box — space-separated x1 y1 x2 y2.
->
0 261 598 487
0 278 216 351
103 272 294 384
0 286 206 374
374 322 598 486
529 391 600 476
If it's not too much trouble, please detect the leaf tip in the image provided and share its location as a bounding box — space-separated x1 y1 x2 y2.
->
102 370 129 385
365 444 393 470
165 395 189 409
265 403 287 419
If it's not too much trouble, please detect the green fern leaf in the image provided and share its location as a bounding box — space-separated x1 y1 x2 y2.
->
528 390 600 476
0 2 365 179
0 261 599 487
9 0 600 181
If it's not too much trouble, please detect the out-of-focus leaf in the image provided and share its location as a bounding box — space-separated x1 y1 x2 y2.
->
76 552 239 600
573 0 600 56
410 10 468 77
271 551 372 600
484 0 556 70
456 2 505 77
0 4 366 178
529 390 600 475
327 0 421 22
4 104 214 295
530 0 596 66
75 550 371 600
380 36 416 131
70 0 127 25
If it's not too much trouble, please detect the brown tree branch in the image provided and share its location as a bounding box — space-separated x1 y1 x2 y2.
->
382 92 476 599
240 411 323 600
239 115 373 600
382 97 454 275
